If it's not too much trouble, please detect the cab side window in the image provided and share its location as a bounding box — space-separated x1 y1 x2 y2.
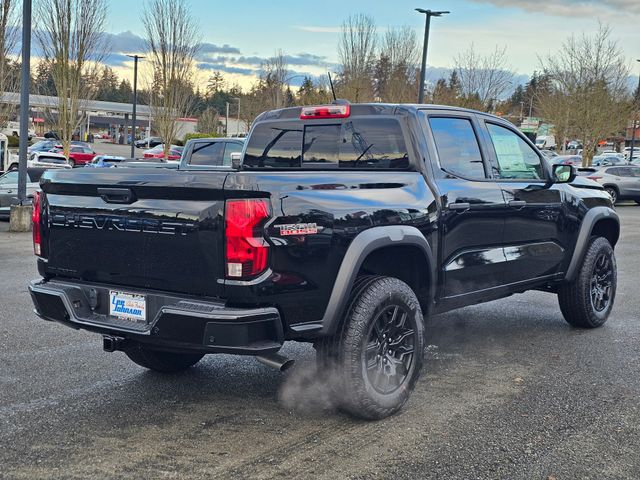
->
429 117 486 179
188 141 225 166
486 123 544 180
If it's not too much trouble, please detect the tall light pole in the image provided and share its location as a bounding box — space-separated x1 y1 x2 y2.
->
416 8 449 104
127 54 144 158
17 0 32 205
629 59 640 162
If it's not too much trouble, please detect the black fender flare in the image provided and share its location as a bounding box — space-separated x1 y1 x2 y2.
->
320 225 435 335
565 206 619 281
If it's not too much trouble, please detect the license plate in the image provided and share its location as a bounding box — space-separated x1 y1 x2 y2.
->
109 291 146 322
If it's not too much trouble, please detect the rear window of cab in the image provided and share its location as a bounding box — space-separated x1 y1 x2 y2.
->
243 118 409 169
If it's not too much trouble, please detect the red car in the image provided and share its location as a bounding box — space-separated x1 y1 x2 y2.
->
51 145 98 167
143 145 183 161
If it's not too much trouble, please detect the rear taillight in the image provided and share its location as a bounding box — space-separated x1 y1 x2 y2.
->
225 198 270 279
32 191 41 256
300 104 350 119
587 176 602 180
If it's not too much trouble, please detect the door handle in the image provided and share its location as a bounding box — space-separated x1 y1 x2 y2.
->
508 200 527 208
97 187 135 204
449 202 471 212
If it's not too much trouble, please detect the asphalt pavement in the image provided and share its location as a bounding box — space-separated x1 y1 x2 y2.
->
1 206 639 480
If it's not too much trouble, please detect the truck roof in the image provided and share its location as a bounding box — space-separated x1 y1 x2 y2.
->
255 103 504 123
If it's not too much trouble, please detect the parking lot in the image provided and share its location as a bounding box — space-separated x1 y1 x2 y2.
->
1 206 639 479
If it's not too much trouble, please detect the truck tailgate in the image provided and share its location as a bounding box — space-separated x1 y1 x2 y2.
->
39 168 228 297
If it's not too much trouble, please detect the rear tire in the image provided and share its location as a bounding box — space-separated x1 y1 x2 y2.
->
68 159 75 168
558 236 616 328
125 344 204 373
317 276 425 420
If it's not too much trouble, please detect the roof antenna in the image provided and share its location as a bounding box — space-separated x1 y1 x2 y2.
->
327 72 337 101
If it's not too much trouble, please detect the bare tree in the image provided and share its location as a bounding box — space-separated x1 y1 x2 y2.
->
34 0 108 158
376 26 420 102
260 50 289 110
197 107 219 134
142 0 200 158
0 0 19 129
538 24 631 166
454 44 514 111
337 13 376 102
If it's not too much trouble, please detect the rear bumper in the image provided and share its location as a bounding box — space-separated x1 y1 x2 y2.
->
29 279 284 355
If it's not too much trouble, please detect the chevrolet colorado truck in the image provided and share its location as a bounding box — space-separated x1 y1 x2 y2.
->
29 102 619 419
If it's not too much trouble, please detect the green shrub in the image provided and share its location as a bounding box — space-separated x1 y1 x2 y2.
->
7 135 19 148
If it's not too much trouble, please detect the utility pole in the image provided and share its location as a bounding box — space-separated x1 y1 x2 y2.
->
127 54 144 158
17 0 32 205
416 8 449 104
225 102 229 136
629 59 640 162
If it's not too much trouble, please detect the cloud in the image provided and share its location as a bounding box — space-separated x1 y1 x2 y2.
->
195 42 241 61
102 53 131 67
102 31 146 54
295 25 341 33
467 0 640 17
197 63 256 76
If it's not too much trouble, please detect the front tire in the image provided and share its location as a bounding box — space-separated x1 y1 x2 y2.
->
318 276 425 420
558 236 616 328
68 159 76 168
125 344 204 373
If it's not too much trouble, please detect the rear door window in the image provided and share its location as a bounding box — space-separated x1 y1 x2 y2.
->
188 141 225 166
428 117 486 179
243 118 409 169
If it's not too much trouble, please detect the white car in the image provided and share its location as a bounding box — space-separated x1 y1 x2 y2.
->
623 146 640 160
27 151 71 169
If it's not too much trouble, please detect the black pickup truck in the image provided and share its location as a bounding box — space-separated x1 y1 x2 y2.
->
29 102 619 419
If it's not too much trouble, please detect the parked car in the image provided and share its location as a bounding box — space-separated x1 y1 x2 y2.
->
84 155 127 168
553 155 583 166
28 140 58 155
28 151 71 169
44 131 60 140
143 144 183 161
30 102 619 420
0 132 18 172
591 155 627 167
623 146 640 160
539 149 558 159
135 136 163 149
2 121 36 140
0 168 47 219
567 140 582 150
51 144 98 167
588 165 640 204
599 150 624 158
535 135 556 150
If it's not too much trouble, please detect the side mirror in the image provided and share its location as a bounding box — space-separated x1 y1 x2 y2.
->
551 164 576 184
230 151 242 169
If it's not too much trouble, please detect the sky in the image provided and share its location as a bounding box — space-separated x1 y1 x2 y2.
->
101 0 640 90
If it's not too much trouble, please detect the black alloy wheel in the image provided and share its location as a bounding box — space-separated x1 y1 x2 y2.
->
364 305 416 395
590 252 613 312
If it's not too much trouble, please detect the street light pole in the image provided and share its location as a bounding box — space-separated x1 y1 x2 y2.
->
17 0 32 205
127 54 144 158
629 59 640 163
416 8 449 104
